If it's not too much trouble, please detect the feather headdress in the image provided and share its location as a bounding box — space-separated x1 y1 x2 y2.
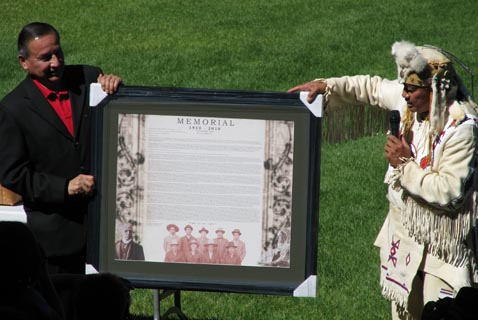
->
392 41 457 136
392 41 430 86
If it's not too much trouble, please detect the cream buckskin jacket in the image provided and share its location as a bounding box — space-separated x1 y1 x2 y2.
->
322 75 478 308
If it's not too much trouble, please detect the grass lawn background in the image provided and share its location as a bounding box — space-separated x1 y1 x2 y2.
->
1 1 477 319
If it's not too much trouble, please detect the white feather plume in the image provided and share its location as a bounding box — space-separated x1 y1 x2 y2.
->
391 41 428 80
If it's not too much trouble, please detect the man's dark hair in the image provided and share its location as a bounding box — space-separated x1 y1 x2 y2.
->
17 22 60 58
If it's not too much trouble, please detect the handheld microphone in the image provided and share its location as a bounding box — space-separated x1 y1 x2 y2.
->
390 110 400 138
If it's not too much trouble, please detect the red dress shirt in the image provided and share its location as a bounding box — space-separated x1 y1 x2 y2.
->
32 79 74 136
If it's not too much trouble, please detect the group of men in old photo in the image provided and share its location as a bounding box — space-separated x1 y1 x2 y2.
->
162 224 246 265
114 222 247 265
1 20 478 320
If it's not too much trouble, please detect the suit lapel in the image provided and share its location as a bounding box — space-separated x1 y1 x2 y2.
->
69 80 87 137
22 78 73 140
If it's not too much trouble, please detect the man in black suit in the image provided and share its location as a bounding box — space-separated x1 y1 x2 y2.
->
0 22 122 274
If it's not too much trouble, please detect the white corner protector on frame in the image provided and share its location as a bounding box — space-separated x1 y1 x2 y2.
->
293 275 317 297
85 263 99 275
89 83 108 107
299 92 323 118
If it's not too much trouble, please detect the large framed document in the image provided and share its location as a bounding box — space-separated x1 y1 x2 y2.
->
87 85 321 296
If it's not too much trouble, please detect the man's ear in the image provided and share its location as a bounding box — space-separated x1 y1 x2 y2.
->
18 55 28 70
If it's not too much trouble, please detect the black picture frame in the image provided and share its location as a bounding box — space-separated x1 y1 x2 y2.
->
87 85 321 296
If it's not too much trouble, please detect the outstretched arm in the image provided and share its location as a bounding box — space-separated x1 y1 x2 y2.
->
288 80 327 103
290 75 404 111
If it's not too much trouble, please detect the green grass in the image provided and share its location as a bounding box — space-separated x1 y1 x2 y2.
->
1 0 477 96
1 1 477 319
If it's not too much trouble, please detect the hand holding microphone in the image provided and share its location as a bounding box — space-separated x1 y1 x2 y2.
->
385 110 412 167
389 110 400 138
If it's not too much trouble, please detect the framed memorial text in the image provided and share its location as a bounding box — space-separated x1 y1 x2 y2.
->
88 86 321 296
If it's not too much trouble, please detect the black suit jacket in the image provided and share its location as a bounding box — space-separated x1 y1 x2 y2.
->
0 65 102 257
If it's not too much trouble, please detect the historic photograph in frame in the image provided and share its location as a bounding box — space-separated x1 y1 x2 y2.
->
87 85 321 296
